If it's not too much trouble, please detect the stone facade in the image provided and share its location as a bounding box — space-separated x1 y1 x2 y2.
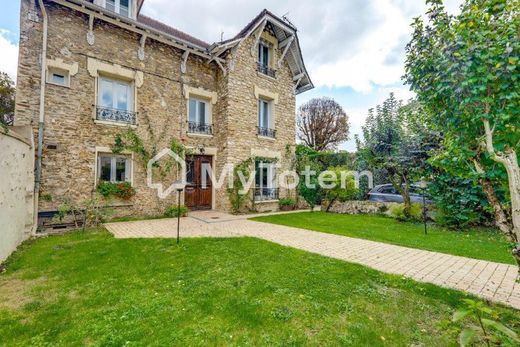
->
15 0 312 217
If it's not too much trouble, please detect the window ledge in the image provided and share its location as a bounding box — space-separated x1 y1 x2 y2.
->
46 81 71 88
102 201 134 208
94 120 137 128
187 132 214 139
257 71 277 81
254 199 279 204
257 135 276 141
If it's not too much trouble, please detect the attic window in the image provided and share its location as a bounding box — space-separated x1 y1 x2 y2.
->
47 68 70 87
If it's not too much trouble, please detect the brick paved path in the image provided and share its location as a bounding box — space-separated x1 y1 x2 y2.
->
105 211 520 310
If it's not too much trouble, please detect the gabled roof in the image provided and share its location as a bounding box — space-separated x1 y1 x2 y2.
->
211 9 313 94
137 15 210 49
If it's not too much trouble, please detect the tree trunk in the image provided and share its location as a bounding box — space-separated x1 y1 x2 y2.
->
501 153 520 268
482 119 520 270
325 198 337 212
474 160 516 242
402 187 412 218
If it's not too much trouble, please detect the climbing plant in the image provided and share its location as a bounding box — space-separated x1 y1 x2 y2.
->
227 158 254 214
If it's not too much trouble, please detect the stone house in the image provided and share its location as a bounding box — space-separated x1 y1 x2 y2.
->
14 0 313 219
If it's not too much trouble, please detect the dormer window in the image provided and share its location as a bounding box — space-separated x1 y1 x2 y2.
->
105 0 131 17
257 40 276 78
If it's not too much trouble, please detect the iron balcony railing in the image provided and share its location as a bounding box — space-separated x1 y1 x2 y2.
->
187 121 213 135
257 126 276 138
257 62 276 78
96 106 137 125
254 187 279 201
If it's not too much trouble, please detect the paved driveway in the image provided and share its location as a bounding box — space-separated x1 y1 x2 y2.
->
105 210 520 310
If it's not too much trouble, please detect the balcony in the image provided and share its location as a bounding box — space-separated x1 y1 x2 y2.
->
254 187 279 202
96 106 137 125
188 122 213 135
257 126 276 138
257 63 276 78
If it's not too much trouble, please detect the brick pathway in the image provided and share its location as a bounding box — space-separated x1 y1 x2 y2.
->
105 211 520 310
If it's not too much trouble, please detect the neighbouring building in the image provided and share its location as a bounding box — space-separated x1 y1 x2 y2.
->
14 0 313 221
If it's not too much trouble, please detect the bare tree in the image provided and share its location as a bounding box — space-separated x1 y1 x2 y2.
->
297 97 349 151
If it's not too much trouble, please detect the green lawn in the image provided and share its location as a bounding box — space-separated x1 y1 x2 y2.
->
0 230 518 346
251 212 514 264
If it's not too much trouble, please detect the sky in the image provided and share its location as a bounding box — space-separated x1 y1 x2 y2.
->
0 0 462 151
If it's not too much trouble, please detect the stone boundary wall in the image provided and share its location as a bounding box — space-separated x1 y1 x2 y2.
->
325 200 399 215
0 126 35 263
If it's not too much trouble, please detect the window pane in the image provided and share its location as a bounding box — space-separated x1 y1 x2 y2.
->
186 160 194 183
255 161 260 186
99 156 112 181
106 0 115 12
52 73 65 85
99 79 113 108
261 45 269 66
115 157 127 182
115 82 129 110
261 101 269 128
198 101 206 124
189 99 197 122
120 0 129 16
261 167 268 187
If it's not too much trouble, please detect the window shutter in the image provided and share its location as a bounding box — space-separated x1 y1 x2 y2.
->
125 158 131 182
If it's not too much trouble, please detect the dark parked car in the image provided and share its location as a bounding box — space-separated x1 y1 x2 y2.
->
367 184 433 204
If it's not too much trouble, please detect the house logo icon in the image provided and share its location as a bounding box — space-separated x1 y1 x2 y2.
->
147 148 187 199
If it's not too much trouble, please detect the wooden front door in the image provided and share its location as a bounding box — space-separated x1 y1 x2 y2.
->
184 155 213 210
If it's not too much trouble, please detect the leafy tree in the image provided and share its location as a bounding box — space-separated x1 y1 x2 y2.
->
428 174 494 228
295 145 321 210
0 72 15 125
322 166 358 212
404 0 520 265
297 97 350 151
356 94 436 218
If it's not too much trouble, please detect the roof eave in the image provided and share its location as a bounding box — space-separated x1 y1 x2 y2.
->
52 0 212 55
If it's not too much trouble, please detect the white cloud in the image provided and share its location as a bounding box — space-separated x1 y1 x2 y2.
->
0 30 19 82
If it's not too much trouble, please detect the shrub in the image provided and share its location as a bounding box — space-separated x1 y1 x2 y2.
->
427 175 493 228
322 167 358 212
97 181 136 201
279 198 296 207
389 203 423 222
164 205 188 218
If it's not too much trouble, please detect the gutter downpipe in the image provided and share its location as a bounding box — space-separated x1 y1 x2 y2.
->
32 0 48 235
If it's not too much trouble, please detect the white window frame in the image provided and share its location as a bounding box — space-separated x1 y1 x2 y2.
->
258 98 272 129
188 97 210 125
96 153 132 184
104 0 132 17
256 161 276 190
98 76 134 112
258 41 270 68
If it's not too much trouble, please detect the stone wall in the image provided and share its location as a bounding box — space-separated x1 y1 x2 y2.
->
15 0 298 216
0 126 35 263
325 200 398 215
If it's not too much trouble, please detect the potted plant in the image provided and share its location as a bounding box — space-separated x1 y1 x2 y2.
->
279 197 296 211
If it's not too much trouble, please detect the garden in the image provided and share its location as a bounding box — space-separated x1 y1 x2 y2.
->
1 0 519 345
